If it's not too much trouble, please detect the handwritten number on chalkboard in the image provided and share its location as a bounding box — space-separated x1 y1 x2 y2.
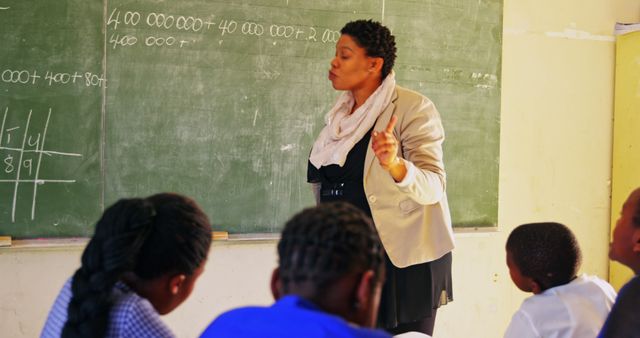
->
107 8 121 30
124 11 141 26
3 154 14 174
218 19 237 36
23 159 33 176
308 27 317 41
109 33 138 49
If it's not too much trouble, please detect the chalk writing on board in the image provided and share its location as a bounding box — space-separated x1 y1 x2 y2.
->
1 69 106 88
0 107 81 222
105 7 341 50
394 64 498 89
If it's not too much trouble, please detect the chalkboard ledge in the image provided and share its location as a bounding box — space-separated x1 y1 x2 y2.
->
0 228 498 250
0 238 88 251
454 226 499 237
0 233 279 250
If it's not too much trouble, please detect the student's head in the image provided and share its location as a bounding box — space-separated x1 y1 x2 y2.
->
271 202 385 327
505 222 581 294
329 19 397 90
610 188 640 274
62 193 212 338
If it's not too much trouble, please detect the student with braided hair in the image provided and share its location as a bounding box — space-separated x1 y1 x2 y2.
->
40 193 212 338
200 202 392 338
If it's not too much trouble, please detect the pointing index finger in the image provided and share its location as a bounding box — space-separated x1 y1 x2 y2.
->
385 115 398 134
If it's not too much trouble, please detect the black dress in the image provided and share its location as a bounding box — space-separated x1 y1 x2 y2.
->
307 130 453 330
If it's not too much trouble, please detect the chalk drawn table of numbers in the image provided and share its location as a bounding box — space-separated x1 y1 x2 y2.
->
0 0 104 237
1 107 80 222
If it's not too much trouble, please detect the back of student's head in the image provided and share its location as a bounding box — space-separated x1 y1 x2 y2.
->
62 193 212 338
506 222 581 291
276 201 385 299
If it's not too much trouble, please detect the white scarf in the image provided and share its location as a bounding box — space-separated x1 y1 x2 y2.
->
310 72 396 168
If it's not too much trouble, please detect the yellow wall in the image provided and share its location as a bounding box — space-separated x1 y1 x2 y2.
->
1 1 639 337
610 31 640 290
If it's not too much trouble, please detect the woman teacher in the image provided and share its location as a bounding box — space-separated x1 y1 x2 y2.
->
307 20 454 335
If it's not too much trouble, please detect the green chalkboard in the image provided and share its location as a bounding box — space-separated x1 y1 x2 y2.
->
0 0 502 238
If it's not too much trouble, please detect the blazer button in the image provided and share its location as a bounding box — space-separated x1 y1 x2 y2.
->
368 195 377 204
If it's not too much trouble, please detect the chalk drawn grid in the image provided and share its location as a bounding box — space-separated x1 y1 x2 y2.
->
0 107 81 222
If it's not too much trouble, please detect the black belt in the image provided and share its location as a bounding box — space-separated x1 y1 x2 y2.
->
320 182 345 197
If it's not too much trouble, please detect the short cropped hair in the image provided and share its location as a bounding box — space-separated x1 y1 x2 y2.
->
341 19 397 79
506 222 582 291
277 202 384 297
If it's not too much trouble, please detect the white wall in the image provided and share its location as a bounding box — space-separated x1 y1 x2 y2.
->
2 0 640 337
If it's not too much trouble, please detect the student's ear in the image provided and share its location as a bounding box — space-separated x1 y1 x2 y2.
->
270 268 283 300
530 279 542 295
168 274 187 295
352 270 378 327
355 270 375 310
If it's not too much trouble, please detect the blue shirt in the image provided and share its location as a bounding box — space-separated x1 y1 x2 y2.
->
598 275 640 338
41 278 175 338
200 295 391 338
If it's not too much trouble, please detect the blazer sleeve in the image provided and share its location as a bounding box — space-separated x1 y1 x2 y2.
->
395 96 447 205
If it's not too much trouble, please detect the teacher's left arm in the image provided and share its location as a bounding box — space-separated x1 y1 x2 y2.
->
392 96 447 205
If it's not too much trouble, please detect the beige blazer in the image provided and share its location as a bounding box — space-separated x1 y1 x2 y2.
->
311 86 455 267
312 85 455 268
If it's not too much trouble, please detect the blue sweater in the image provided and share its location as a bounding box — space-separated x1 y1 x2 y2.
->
598 275 640 338
200 295 391 338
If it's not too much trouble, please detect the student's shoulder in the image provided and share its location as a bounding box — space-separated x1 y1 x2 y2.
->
212 305 268 322
200 306 270 337
582 274 617 297
351 327 393 338
515 292 566 327
621 275 640 293
504 307 539 338
598 276 640 337
112 285 152 313
615 275 640 304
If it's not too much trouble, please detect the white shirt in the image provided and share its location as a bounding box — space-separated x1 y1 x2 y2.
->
504 274 617 338
394 332 431 338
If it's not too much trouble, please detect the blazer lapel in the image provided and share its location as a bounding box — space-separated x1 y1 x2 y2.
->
364 88 398 184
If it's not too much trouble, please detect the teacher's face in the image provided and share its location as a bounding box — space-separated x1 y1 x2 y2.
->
329 34 377 91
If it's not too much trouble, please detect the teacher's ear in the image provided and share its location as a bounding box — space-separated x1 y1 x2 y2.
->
270 267 283 300
368 57 384 75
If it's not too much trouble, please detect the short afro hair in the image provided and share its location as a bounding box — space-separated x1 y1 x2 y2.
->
506 222 582 291
277 202 385 297
340 19 397 80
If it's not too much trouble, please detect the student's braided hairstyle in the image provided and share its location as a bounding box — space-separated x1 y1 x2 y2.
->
341 19 397 80
61 193 211 338
277 202 384 297
506 222 581 291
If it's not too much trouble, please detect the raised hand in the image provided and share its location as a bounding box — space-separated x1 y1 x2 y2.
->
371 115 399 170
